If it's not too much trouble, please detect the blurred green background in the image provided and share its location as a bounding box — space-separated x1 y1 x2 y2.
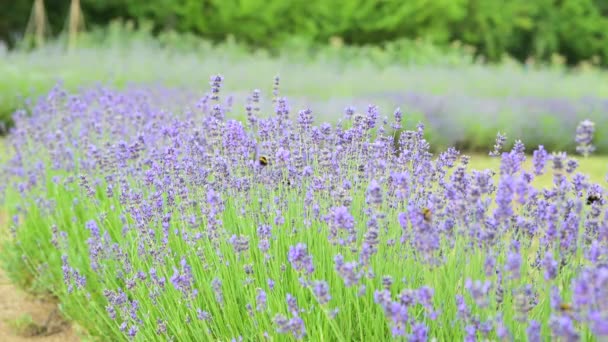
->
3 0 608 65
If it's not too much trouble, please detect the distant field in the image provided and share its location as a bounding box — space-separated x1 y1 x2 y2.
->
1 29 607 152
468 154 607 188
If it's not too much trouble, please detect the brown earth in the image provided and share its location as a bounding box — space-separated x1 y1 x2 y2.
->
0 210 81 342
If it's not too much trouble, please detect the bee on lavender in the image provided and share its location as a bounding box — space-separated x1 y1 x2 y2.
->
586 193 601 205
559 303 574 312
422 207 432 223
259 156 269 166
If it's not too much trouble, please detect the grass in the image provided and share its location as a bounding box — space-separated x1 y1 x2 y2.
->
5 314 41 337
468 154 607 188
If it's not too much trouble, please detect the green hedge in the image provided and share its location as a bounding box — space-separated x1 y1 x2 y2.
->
2 0 608 66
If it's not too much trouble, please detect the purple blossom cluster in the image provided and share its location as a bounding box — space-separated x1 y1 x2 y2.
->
1 78 607 341
576 119 596 157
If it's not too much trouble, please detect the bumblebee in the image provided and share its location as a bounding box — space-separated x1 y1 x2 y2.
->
586 193 601 205
259 156 269 166
558 303 573 312
422 208 432 223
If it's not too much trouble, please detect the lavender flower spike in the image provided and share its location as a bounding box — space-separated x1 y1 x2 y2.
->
575 119 595 157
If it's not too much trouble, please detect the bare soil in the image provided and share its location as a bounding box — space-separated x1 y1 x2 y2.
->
0 210 81 342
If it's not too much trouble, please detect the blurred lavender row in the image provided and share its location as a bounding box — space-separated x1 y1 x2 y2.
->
2 43 607 153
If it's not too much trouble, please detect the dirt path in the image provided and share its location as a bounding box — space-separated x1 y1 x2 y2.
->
0 211 81 342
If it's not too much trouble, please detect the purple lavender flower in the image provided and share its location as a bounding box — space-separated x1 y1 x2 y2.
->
287 316 306 340
532 145 549 175
465 278 492 308
543 252 558 280
272 75 280 101
273 314 290 333
288 243 314 275
465 325 476 342
297 109 313 131
344 106 356 119
106 305 116 320
286 293 299 316
364 105 379 130
156 320 167 335
495 314 510 340
61 255 86 293
395 289 412 308
551 152 567 173
575 119 595 157
489 132 507 157
494 175 515 220
512 140 526 165
505 248 521 280
211 277 224 306
589 311 608 336
197 308 211 321
571 271 592 308
416 286 435 311
527 320 542 342
334 254 361 287
392 107 402 130
366 179 383 206
398 212 408 229
484 254 496 277
274 295 306 339
381 275 393 290
566 158 579 173
409 322 428 342
455 295 470 321
375 298 408 337
209 75 224 101
256 288 267 312
127 325 138 339
229 234 250 256
549 315 579 341
170 258 194 298
312 281 331 305
328 206 356 245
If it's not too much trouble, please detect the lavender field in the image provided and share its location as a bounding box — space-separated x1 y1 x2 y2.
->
0 74 607 341
1 37 608 153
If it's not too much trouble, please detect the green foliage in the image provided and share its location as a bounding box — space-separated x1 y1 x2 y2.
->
1 0 608 66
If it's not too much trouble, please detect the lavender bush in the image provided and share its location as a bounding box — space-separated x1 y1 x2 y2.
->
1 78 607 341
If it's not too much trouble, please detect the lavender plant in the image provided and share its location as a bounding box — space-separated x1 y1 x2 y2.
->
576 120 596 157
1 78 607 341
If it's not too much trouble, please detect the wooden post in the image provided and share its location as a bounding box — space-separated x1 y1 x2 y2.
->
33 0 46 48
68 0 84 51
24 0 49 49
